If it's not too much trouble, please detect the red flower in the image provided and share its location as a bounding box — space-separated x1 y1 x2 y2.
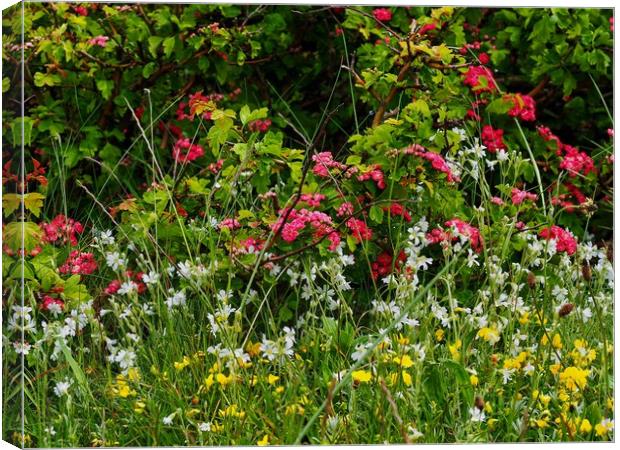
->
311 151 348 178
371 251 406 280
383 203 411 222
559 146 594 177
346 217 373 242
405 145 460 183
104 279 121 295
481 125 505 153
73 6 88 16
357 165 386 189
41 215 84 246
172 138 205 163
248 119 272 133
462 66 497 93
372 8 392 22
506 94 536 121
478 52 490 65
418 23 437 35
59 250 98 276
427 218 483 253
539 225 577 255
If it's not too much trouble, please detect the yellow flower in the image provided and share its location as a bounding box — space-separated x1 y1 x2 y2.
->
579 418 592 434
559 366 589 392
469 374 479 387
397 334 410 346
204 374 215 389
393 354 414 368
257 434 269 446
535 417 550 428
435 329 445 342
275 386 285 394
219 404 245 419
477 326 500 344
216 373 234 386
127 367 140 382
449 340 462 360
174 356 191 371
519 312 530 325
402 371 413 386
595 418 614 436
352 370 372 383
133 400 146 414
552 333 562 350
267 374 280 385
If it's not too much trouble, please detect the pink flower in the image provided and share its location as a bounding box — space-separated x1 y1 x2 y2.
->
172 138 205 163
462 66 497 93
373 8 392 22
427 219 483 253
272 208 340 251
88 36 109 47
405 145 460 183
418 23 437 34
300 193 326 208
537 125 562 153
41 215 84 246
490 196 504 205
506 94 536 121
59 250 98 276
346 218 372 242
311 151 348 178
607 128 614 138
478 52 490 65
219 218 241 231
510 188 538 205
481 125 505 153
337 202 354 217
539 225 577 255
559 146 594 177
357 165 386 189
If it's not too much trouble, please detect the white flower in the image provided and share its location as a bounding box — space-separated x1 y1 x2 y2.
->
117 281 138 295
53 379 72 397
142 271 160 285
44 426 56 436
113 349 137 371
162 413 175 425
97 229 115 246
13 341 31 355
552 285 568 302
198 422 212 432
466 248 480 268
469 407 486 423
407 426 424 440
106 252 126 270
165 290 186 310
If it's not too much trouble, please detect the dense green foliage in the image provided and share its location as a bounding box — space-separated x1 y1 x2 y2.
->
2 3 614 446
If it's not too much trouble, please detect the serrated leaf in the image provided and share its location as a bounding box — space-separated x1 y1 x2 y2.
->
3 221 42 252
3 194 22 217
23 192 45 217
162 36 175 58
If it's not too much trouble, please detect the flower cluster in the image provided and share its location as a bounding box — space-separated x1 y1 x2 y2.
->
506 93 536 121
59 250 98 276
272 207 340 250
311 151 348 177
357 165 386 189
41 215 84 246
404 145 460 182
427 218 483 253
539 225 578 255
481 125 506 152
462 65 497 93
172 138 205 163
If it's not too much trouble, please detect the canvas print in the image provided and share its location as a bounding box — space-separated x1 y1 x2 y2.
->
1 2 614 446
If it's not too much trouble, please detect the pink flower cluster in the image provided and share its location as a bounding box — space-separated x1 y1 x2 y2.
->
41 215 84 246
312 152 348 178
346 218 372 243
405 145 460 183
539 225 577 255
507 94 536 121
73 5 88 16
208 159 224 174
301 193 326 208
336 201 354 217
172 138 205 163
357 165 386 189
88 36 109 47
481 125 506 152
248 119 272 133
372 8 392 22
59 250 98 276
511 188 538 205
427 218 483 253
462 66 497 93
273 208 340 251
219 218 241 231
537 126 562 153
559 145 595 178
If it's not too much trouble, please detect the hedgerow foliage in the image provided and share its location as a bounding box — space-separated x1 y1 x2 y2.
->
2 3 614 446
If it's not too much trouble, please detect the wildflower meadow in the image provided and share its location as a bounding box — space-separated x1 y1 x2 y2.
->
1 2 615 446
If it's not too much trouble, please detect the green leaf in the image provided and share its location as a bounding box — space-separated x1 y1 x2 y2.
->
23 192 45 217
12 116 34 146
2 77 10 93
369 205 384 224
162 36 176 58
147 36 163 58
96 79 114 100
2 194 22 217
3 221 43 252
